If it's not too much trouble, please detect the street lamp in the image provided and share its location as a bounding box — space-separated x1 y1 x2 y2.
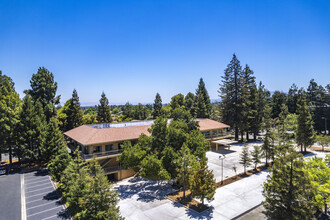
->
219 154 226 185
322 117 327 135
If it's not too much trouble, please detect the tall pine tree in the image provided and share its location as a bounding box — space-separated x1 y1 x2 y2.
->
219 54 243 141
29 67 60 121
0 71 21 164
152 93 162 118
263 149 316 219
66 89 83 130
195 78 211 118
296 92 315 153
240 65 258 141
41 117 67 163
96 92 112 123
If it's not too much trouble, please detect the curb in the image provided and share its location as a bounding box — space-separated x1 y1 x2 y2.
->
48 175 72 220
232 203 263 220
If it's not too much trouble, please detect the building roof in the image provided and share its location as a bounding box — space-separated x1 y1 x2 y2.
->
64 119 230 146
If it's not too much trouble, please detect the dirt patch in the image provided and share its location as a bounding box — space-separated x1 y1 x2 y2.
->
167 190 210 213
216 165 268 188
310 146 330 152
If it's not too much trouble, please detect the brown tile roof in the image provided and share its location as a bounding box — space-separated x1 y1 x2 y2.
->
64 119 229 146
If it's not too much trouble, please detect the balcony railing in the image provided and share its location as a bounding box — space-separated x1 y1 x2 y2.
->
82 149 123 160
204 132 232 139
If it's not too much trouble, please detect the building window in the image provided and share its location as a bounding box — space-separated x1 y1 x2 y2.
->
212 130 217 137
218 129 223 135
106 144 113 151
84 146 89 154
93 146 102 153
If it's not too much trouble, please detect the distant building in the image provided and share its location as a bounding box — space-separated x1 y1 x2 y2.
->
64 119 230 181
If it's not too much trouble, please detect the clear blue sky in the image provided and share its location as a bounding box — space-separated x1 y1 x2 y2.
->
0 0 329 105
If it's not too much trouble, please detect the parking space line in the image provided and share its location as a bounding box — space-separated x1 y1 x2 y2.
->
27 200 59 210
26 186 53 194
25 178 48 184
21 174 27 220
26 182 51 190
26 192 50 199
27 206 63 217
42 214 59 220
25 179 50 185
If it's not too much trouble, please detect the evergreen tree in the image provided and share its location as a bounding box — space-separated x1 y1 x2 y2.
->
190 159 216 205
169 93 185 111
18 95 46 162
96 92 112 123
240 145 251 173
29 67 60 121
176 144 196 198
77 159 123 220
48 146 72 182
296 93 316 152
278 104 289 144
219 54 243 141
66 89 83 130
195 78 211 118
262 104 273 166
240 65 258 141
263 149 316 219
184 92 196 117
149 117 168 152
152 93 162 118
307 79 328 133
251 145 262 170
122 102 134 119
0 71 21 164
57 99 71 131
256 81 270 140
161 147 179 179
41 117 67 163
287 83 299 114
270 91 287 119
60 154 87 216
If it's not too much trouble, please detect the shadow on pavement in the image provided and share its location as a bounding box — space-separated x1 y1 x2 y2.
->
117 177 174 203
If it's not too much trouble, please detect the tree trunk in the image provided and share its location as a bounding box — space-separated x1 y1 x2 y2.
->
241 132 244 142
300 145 303 152
246 132 249 141
9 145 12 167
0 151 2 162
235 126 239 141
253 133 257 141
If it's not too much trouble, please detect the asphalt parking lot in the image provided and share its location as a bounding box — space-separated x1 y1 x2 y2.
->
0 170 21 220
23 169 69 220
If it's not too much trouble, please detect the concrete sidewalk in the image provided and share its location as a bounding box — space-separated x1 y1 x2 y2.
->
117 169 268 220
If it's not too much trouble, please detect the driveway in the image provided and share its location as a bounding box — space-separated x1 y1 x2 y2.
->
0 171 21 220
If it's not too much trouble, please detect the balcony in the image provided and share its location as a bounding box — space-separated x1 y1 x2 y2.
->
204 132 232 139
81 149 123 160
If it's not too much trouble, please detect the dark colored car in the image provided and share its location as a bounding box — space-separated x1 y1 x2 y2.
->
0 165 8 175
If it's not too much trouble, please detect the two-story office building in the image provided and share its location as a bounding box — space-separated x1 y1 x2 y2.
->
64 118 230 181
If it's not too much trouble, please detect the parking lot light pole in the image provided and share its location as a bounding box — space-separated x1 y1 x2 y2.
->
219 154 226 185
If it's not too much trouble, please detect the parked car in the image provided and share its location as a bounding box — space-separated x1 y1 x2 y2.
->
0 165 8 175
